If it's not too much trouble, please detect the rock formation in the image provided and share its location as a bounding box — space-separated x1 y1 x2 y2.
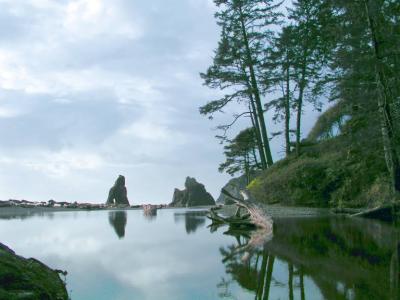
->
217 172 260 205
169 177 215 207
106 175 130 206
217 175 249 205
0 243 68 299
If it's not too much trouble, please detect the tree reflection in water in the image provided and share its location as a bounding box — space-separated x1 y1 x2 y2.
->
214 217 400 300
108 211 127 239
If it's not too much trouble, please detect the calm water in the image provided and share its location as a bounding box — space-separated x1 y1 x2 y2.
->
0 208 399 300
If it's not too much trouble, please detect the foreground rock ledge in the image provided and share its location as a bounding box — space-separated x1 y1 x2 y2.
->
0 243 68 300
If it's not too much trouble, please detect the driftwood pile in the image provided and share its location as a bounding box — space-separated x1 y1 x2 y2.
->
208 189 272 229
143 204 157 217
208 189 273 254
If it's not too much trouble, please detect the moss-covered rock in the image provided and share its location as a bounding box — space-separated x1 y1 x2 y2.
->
0 243 68 300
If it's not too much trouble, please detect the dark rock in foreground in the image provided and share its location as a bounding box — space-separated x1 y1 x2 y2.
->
170 177 215 207
0 243 68 299
106 175 130 206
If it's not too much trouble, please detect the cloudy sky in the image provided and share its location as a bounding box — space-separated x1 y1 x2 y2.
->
0 0 321 204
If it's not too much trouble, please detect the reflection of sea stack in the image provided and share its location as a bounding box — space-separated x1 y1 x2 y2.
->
169 177 215 207
174 211 207 234
108 211 127 239
106 175 130 206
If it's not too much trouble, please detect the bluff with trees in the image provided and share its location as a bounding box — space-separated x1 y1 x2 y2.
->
201 0 400 208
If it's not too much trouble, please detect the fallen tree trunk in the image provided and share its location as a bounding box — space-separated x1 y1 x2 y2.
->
208 189 273 258
351 204 399 221
208 189 272 230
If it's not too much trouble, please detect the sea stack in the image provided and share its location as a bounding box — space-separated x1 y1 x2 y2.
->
106 175 130 206
169 176 215 207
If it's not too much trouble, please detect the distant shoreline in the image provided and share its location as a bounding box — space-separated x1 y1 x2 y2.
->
0 205 217 218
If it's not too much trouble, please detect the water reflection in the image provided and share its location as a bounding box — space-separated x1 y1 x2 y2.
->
0 208 399 299
0 209 55 220
214 217 400 300
143 207 157 221
108 211 127 239
174 211 207 234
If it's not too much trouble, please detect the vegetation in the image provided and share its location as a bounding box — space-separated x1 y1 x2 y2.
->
0 243 68 300
218 128 260 184
201 0 400 208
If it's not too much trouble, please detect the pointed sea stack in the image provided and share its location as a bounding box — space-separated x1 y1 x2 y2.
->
169 177 215 207
106 175 130 206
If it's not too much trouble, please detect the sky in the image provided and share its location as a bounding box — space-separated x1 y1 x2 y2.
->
0 0 322 204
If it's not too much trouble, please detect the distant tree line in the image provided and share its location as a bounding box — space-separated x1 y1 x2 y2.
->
200 0 400 194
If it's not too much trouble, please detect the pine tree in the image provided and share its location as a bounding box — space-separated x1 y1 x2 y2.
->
219 127 260 184
200 0 283 168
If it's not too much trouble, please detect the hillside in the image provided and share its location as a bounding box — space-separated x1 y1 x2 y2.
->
248 99 393 208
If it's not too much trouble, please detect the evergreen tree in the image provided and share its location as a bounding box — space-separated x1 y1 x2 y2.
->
328 0 400 194
201 0 283 168
219 127 260 184
288 0 332 156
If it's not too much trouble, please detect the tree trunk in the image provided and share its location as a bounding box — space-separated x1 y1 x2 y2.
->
244 153 250 185
263 255 275 300
390 242 400 300
300 266 305 300
248 86 268 169
285 50 291 156
252 146 261 169
288 263 294 300
364 0 400 194
238 5 274 167
256 249 269 299
295 50 307 157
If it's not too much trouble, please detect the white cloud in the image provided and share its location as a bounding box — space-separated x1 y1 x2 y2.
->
64 0 143 40
0 0 321 204
0 150 104 177
0 106 20 118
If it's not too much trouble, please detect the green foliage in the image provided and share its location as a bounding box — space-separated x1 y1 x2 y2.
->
219 127 260 180
0 245 68 299
204 0 400 206
248 98 391 208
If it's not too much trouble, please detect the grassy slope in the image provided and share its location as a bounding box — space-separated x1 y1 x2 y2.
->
248 101 392 208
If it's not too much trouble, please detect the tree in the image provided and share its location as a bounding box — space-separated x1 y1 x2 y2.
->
288 0 332 156
201 0 283 168
325 0 400 194
264 25 297 156
219 127 261 184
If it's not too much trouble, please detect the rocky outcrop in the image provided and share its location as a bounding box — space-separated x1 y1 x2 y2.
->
169 177 215 207
217 175 249 205
0 243 68 299
106 175 130 206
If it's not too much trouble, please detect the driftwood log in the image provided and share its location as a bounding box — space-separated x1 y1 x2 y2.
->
208 189 272 229
143 204 157 218
208 189 273 257
351 204 400 221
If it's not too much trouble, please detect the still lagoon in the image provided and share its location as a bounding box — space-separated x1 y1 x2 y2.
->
0 208 398 299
